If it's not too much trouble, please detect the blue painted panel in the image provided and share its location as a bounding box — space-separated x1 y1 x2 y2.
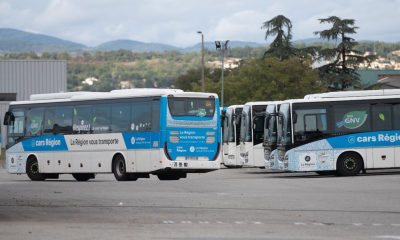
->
22 135 68 151
327 130 400 149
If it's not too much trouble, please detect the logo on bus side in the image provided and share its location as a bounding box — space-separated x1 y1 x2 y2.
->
131 137 135 145
190 146 195 152
336 111 367 129
305 156 311 162
348 136 356 144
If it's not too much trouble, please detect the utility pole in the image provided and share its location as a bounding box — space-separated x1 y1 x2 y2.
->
215 40 229 108
197 31 205 92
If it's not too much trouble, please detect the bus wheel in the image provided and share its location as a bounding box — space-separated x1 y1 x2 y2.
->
113 156 130 181
337 153 362 176
157 174 181 181
26 157 46 181
72 173 95 181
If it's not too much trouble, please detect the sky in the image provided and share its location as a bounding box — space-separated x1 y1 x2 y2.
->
0 0 399 47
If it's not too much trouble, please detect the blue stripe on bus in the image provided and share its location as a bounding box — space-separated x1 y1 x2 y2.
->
327 130 400 149
22 135 69 151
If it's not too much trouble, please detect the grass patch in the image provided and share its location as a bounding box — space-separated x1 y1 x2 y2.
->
0 148 5 162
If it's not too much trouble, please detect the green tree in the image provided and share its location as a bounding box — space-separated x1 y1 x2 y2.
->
261 15 319 61
314 16 376 90
190 57 326 106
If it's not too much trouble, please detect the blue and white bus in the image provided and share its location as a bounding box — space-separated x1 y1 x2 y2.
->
222 105 244 168
3 89 221 181
239 102 271 168
276 90 400 176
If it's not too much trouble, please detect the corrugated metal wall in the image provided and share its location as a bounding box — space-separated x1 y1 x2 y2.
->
0 60 67 147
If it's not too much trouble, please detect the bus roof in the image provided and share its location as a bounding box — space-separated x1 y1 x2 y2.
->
243 101 282 106
10 89 218 106
304 89 400 99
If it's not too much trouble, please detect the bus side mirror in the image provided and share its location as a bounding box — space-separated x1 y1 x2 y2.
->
293 113 298 124
3 112 14 125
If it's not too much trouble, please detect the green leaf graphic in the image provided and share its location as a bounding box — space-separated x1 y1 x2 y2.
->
48 119 51 126
93 117 97 122
74 109 77 115
379 113 385 121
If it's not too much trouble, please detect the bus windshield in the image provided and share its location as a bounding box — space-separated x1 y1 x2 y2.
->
168 97 215 118
278 103 292 145
240 105 252 142
223 108 234 143
265 104 277 145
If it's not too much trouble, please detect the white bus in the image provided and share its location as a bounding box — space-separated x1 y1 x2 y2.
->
276 90 400 176
263 102 281 169
239 102 272 168
222 105 244 168
3 89 221 181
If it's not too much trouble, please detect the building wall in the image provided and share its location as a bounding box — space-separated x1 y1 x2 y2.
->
0 60 67 148
357 70 400 87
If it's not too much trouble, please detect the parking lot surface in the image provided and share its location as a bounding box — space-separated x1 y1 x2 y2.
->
1 163 400 240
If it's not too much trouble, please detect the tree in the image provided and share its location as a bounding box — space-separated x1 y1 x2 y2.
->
261 15 319 61
314 16 376 90
190 57 326 106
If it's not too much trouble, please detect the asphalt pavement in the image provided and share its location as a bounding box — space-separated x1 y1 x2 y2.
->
1 162 400 240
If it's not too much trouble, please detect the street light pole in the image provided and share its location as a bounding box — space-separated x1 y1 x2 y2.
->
215 40 229 108
197 31 205 92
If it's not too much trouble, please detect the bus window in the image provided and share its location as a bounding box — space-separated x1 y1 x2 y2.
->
43 108 55 135
334 106 370 133
26 108 44 137
92 104 111 133
151 100 160 131
293 108 327 142
54 107 73 135
372 105 392 131
8 110 25 135
73 106 91 134
111 103 130 133
394 105 400 130
131 101 151 132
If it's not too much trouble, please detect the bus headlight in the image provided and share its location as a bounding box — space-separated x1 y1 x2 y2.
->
264 150 270 160
270 154 275 168
284 155 289 169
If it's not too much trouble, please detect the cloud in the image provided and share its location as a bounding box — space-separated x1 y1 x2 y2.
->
0 0 399 47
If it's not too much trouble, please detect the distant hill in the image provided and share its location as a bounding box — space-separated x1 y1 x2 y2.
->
93 39 181 52
0 28 85 47
0 28 394 55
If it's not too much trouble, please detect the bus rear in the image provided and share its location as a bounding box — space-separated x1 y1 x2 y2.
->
162 93 221 173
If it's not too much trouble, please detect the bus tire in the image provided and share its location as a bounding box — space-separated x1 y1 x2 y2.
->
26 156 46 181
337 153 363 176
157 174 180 181
113 155 130 181
72 173 95 181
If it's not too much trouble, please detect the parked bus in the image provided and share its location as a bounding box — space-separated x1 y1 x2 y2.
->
239 102 271 168
222 105 244 168
263 101 281 169
276 90 400 176
3 89 221 181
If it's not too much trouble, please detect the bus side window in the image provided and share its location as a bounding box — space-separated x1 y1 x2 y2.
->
43 108 55 135
372 105 392 131
151 100 160 132
92 104 111 133
131 101 151 132
26 108 44 137
394 105 400 130
54 107 73 135
111 103 130 133
73 106 91 134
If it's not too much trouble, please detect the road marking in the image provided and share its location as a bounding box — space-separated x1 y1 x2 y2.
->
198 221 209 224
181 221 192 224
312 223 325 226
353 223 363 226
295 222 307 225
163 221 174 224
234 221 246 224
375 236 400 239
253 222 263 224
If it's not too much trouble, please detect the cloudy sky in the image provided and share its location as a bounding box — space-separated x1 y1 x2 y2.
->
0 0 399 47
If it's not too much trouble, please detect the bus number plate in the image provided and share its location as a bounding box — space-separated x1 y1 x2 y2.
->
173 162 189 167
185 157 198 160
